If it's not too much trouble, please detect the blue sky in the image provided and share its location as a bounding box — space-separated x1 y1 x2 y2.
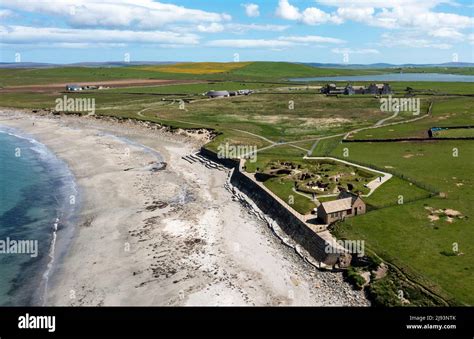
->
0 0 473 64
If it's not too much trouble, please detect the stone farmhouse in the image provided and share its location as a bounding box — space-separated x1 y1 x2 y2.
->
317 189 366 224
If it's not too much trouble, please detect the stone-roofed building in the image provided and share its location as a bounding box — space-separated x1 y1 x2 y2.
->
317 189 366 224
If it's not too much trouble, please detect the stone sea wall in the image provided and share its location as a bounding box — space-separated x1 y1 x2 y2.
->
200 148 346 267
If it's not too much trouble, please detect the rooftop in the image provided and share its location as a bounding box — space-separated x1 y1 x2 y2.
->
320 197 353 214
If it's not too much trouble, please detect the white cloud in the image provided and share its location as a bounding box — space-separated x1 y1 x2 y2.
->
172 23 289 35
336 7 374 22
0 9 13 19
279 35 345 44
301 7 332 25
208 35 347 49
275 0 342 25
279 0 474 50
207 39 296 49
197 23 224 33
227 23 289 33
331 48 380 54
316 0 455 9
468 34 474 45
429 27 464 41
380 32 453 49
1 0 231 29
274 0 473 46
0 25 200 46
316 0 473 31
242 3 259 18
275 0 301 20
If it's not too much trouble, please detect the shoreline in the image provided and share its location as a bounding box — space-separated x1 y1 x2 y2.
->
0 109 369 306
0 124 79 306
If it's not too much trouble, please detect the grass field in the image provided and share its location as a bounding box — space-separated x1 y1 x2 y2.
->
0 88 393 145
140 62 252 74
263 178 316 215
0 62 381 86
434 128 474 138
5 62 473 87
350 96 474 140
257 158 379 215
394 66 474 75
1 62 473 305
330 140 474 305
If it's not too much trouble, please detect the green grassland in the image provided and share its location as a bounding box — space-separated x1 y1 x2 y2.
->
142 94 389 143
0 62 381 87
309 136 343 156
3 62 473 87
0 66 186 87
1 61 473 305
330 140 474 305
107 81 282 95
297 160 374 195
0 88 392 145
263 178 316 215
257 159 379 215
243 145 307 173
434 128 474 138
350 97 474 140
227 62 384 79
394 66 474 75
363 177 432 209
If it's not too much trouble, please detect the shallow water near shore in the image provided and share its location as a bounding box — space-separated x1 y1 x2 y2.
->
0 126 78 306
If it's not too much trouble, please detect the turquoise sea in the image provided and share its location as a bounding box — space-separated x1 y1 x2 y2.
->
0 126 78 306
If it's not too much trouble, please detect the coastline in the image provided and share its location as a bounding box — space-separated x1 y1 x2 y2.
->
0 124 79 306
0 109 369 306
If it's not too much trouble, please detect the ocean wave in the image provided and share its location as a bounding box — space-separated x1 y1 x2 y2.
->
0 125 80 306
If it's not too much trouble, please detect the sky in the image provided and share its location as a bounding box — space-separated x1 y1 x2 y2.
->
0 0 473 64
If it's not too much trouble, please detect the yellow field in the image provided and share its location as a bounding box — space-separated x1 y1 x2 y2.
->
140 62 252 74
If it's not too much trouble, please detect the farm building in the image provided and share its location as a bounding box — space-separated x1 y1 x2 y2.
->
321 83 392 95
320 83 345 95
366 83 392 95
344 84 366 95
66 84 82 91
317 189 366 224
206 90 230 98
205 89 253 98
237 89 253 95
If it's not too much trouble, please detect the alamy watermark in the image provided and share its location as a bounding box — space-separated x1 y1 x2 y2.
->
0 237 38 258
380 95 420 115
18 313 55 333
325 239 365 256
55 95 95 116
217 142 257 163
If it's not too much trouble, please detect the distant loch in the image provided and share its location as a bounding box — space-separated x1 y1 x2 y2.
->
290 73 474 82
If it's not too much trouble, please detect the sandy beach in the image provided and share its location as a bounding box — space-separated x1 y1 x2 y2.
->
0 110 369 306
